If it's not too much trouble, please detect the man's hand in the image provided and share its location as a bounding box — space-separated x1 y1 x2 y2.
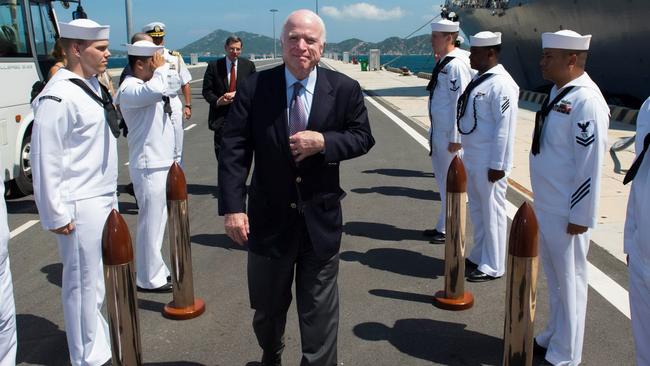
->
448 142 462 153
224 213 249 246
566 223 588 235
217 92 236 107
50 222 75 235
151 52 165 69
488 169 506 183
183 105 192 120
289 131 325 162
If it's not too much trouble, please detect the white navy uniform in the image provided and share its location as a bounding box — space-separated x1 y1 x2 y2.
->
429 47 475 233
530 72 609 366
31 67 116 366
116 62 174 289
624 96 650 366
0 183 16 366
461 64 519 278
163 48 192 163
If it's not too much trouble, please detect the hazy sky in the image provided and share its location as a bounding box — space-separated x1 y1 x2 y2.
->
53 1 446 49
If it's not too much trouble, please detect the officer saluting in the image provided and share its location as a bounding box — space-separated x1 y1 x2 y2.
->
143 22 192 163
530 30 609 365
425 18 475 243
31 19 117 366
458 31 519 282
624 96 650 366
116 41 174 293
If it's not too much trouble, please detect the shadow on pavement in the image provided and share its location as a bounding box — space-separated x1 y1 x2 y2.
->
138 298 166 313
5 199 38 214
351 186 440 201
40 262 62 288
343 221 431 242
191 233 246 251
187 184 218 198
368 289 434 304
16 313 69 365
146 362 207 365
353 318 502 366
363 168 433 178
340 248 443 279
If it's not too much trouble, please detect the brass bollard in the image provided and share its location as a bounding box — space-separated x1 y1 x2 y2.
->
433 156 475 310
102 209 142 365
163 162 205 320
503 202 539 366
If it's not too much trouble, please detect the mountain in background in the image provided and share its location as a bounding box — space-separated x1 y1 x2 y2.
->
178 29 432 56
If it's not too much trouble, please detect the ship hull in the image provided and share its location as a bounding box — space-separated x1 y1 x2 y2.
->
449 0 649 105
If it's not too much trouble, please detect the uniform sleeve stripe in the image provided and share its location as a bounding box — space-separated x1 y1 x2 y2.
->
576 136 595 146
570 189 590 209
501 100 510 113
571 178 591 199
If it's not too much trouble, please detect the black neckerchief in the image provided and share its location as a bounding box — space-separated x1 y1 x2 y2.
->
530 86 575 155
68 78 120 138
624 133 650 185
426 56 455 97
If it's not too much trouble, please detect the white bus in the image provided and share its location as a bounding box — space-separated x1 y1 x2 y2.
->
0 0 82 196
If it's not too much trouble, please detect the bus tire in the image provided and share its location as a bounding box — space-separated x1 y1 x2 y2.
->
15 132 33 196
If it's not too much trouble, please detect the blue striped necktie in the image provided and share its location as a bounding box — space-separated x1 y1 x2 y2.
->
289 82 307 135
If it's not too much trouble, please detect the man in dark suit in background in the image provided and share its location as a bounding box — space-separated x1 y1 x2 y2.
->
202 36 256 161
218 9 374 366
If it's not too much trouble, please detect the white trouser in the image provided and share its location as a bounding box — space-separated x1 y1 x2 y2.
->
130 166 170 289
430 133 462 233
170 95 184 164
534 209 589 366
466 163 508 277
57 194 114 366
629 252 650 366
0 258 16 366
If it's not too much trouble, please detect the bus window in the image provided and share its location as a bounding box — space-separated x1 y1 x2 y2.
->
30 2 54 56
0 0 31 57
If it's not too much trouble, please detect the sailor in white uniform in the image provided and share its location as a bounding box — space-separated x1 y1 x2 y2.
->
0 183 16 366
458 32 519 282
624 96 650 366
425 19 475 243
529 30 609 366
116 41 174 292
143 22 192 164
31 19 117 366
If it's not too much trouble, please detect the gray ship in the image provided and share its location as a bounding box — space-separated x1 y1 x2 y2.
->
445 0 649 107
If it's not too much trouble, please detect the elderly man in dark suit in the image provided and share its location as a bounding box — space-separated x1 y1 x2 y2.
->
202 35 256 160
218 9 374 366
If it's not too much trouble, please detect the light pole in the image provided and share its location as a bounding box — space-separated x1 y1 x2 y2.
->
316 0 318 14
125 0 133 42
270 9 278 59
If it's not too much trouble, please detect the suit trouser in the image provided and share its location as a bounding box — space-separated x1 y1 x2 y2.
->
534 209 589 366
629 252 650 366
0 257 16 366
430 133 462 233
57 194 114 366
213 127 223 162
248 219 339 366
170 96 184 164
466 163 508 277
130 166 170 289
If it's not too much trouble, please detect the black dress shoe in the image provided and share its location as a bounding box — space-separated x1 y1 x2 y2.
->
167 275 172 283
137 283 172 293
465 258 478 270
261 353 282 366
429 231 446 244
467 269 500 282
533 339 547 358
422 229 438 237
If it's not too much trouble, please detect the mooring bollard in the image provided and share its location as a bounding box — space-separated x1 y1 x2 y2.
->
503 202 539 366
163 162 205 320
102 209 142 365
433 156 474 310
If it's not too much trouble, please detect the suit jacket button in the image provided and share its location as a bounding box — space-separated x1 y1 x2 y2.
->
295 177 302 183
290 203 297 209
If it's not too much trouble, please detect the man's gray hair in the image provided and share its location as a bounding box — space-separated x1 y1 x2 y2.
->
131 32 152 43
282 9 327 44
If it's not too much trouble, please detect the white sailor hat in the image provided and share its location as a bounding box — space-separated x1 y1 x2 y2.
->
457 35 465 44
470 31 502 47
430 19 459 33
542 30 591 51
142 22 165 37
126 40 163 56
59 19 110 40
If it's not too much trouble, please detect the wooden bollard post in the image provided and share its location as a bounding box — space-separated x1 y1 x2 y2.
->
433 156 474 310
102 209 143 365
503 202 539 366
163 162 205 320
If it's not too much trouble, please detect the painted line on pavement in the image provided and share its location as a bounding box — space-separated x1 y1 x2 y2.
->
10 220 39 239
184 123 197 131
364 93 632 320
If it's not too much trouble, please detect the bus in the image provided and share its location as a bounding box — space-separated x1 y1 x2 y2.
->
0 0 82 196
